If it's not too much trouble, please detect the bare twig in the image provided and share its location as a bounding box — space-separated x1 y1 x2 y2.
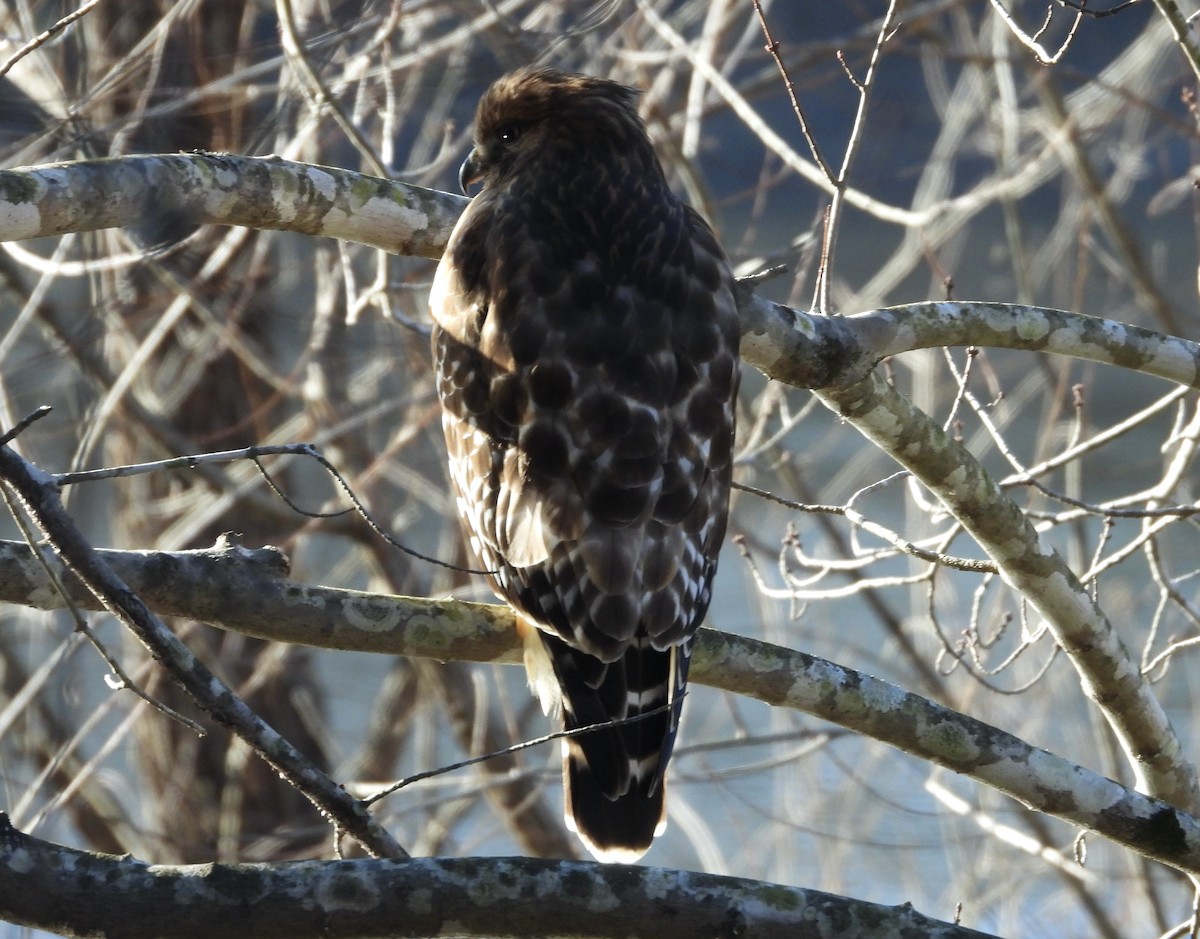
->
989 0 1084 64
365 703 677 805
752 1 899 313
749 0 833 179
55 441 492 576
275 0 388 176
0 444 408 859
0 0 104 80
54 443 317 486
0 405 51 447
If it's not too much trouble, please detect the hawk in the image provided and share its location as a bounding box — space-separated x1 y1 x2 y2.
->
430 68 739 862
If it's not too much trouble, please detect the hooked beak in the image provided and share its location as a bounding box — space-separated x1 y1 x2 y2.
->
459 151 484 195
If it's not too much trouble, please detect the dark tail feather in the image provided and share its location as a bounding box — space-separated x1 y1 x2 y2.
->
544 635 690 862
564 749 666 862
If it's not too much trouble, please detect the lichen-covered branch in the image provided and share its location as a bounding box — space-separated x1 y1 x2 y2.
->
3 534 1199 876
0 536 520 665
839 300 1200 391
1 154 1195 386
3 156 1193 392
814 369 1199 812
732 296 1200 818
0 152 466 259
3 149 1200 873
699 630 1200 877
0 815 998 939
736 294 1200 393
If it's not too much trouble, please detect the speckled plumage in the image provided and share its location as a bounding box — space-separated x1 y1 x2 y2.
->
430 68 739 861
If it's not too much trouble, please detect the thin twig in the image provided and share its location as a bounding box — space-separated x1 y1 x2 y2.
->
1056 0 1141 14
364 702 678 805
0 443 409 859
732 480 843 515
55 441 493 576
0 0 104 80
0 406 51 447
0 481 205 735
252 446 495 576
988 0 1084 64
732 481 996 573
752 0 898 314
275 0 388 176
54 443 315 486
749 0 832 179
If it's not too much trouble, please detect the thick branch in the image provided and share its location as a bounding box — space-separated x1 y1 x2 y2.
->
814 370 1199 811
2 157 1194 392
737 294 1200 393
3 536 1200 876
0 536 519 664
838 300 1200 391
701 630 1200 877
3 150 1200 867
0 816 997 939
0 152 466 259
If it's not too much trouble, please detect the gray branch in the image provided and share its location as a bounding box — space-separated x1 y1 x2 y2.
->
0 815 998 939
0 152 466 259
738 293 1200 392
2 534 1199 877
1 155 1195 390
3 153 1196 389
3 151 1200 922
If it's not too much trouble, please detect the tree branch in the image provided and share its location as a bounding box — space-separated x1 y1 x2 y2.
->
0 152 465 259
0 447 407 860
0 815 998 939
3 150 1200 882
814 370 1200 811
1 155 1195 390
738 294 1200 393
6 155 1192 391
2 532 1199 877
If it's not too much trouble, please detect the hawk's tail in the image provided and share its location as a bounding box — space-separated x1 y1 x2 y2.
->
544 634 689 863
563 740 667 863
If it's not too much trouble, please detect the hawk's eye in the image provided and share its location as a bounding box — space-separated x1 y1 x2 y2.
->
497 122 523 145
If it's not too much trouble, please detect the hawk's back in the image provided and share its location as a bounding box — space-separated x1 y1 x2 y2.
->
431 68 739 861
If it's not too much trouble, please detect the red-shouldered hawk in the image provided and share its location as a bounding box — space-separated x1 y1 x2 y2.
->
430 68 739 862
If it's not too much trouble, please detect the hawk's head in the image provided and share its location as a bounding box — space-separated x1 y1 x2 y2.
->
458 68 654 194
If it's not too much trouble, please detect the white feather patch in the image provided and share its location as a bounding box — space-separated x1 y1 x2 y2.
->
517 614 561 716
